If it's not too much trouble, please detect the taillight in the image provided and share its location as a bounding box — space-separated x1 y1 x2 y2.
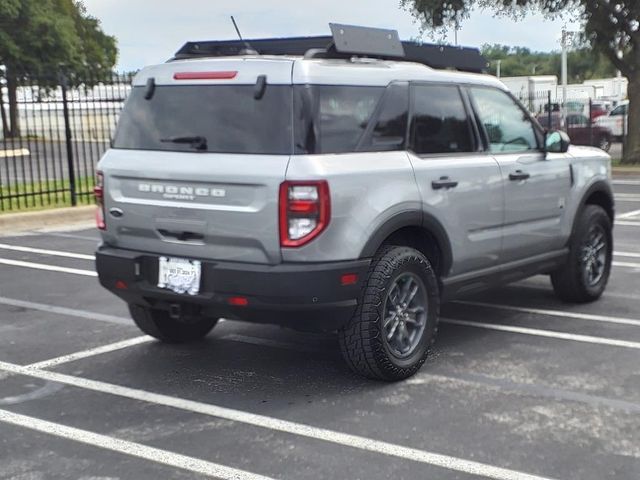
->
94 171 106 230
279 181 330 247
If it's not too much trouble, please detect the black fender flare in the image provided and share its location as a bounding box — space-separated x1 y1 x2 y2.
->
359 210 453 277
570 180 615 236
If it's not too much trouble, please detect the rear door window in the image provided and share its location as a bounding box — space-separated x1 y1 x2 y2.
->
409 84 475 155
294 86 384 154
113 85 293 155
358 82 409 152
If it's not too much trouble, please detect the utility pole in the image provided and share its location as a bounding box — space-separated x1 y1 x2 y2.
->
497 59 501 78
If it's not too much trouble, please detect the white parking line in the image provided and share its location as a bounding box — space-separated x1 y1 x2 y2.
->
0 258 97 276
442 318 640 349
0 409 274 480
0 360 558 480
613 261 640 268
0 243 95 260
616 208 640 219
615 251 640 258
454 300 640 327
616 220 640 227
0 296 130 325
26 336 153 370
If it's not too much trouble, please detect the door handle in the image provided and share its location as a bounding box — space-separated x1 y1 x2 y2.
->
509 170 530 181
432 176 459 190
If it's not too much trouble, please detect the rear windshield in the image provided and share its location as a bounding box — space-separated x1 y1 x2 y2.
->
113 85 293 155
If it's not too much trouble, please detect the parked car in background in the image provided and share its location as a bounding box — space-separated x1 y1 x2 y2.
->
595 100 628 140
590 101 612 121
537 112 612 152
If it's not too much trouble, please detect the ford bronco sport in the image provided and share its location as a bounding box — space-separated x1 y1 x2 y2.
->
95 25 614 381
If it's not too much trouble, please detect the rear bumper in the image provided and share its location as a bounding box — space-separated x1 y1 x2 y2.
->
95 246 370 331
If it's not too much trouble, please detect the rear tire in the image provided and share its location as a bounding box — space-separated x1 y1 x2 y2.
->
551 205 612 303
338 246 440 381
129 304 218 343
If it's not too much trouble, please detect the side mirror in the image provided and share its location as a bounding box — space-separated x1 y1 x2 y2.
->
545 130 570 154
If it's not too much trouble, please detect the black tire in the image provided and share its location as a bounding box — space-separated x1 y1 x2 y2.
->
338 245 440 381
597 135 611 152
129 304 218 343
551 205 612 303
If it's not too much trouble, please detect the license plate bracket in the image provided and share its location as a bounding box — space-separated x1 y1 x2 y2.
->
157 256 201 295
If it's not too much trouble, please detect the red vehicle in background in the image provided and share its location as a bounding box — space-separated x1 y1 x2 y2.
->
537 112 612 152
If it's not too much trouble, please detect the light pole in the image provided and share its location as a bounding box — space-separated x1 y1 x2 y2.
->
561 29 578 130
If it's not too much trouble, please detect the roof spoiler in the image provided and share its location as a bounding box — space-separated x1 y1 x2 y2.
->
171 24 488 74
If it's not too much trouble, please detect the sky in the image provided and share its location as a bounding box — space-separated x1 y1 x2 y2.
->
82 0 582 72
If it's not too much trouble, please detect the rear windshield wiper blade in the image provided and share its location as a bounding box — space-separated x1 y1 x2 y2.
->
160 136 208 150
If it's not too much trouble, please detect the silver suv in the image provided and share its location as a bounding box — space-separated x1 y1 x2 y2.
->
95 25 614 381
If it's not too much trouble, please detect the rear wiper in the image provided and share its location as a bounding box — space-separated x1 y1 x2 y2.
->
160 136 208 151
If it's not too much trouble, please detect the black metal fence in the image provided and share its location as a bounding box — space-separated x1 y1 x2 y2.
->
515 89 627 156
0 73 132 211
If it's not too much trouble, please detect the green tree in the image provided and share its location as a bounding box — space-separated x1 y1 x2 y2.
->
0 0 117 137
402 1 640 163
482 44 617 81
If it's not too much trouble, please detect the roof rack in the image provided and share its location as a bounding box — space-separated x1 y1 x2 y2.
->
172 24 488 74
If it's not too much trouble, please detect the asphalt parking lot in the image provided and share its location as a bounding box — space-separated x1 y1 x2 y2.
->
0 177 639 480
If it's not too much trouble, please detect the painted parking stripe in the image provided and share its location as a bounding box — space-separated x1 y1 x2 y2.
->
511 282 640 302
26 336 153 370
616 208 640 219
0 360 558 480
613 260 640 268
0 296 130 326
615 220 640 226
0 148 29 158
0 409 275 480
454 300 640 327
442 318 640 349
615 251 640 258
0 243 95 260
0 258 97 276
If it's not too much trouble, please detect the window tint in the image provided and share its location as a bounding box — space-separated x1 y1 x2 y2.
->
470 87 538 153
409 84 474 155
293 86 385 154
317 86 383 154
113 85 292 154
359 82 408 152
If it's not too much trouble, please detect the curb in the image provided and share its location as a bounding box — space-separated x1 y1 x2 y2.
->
612 167 640 175
0 206 96 236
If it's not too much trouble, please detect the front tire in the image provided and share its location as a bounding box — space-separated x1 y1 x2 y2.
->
338 246 440 381
129 304 218 343
551 205 612 303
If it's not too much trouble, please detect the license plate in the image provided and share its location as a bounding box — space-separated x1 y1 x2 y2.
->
158 257 201 295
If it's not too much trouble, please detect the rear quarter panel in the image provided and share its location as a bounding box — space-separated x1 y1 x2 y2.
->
282 152 421 262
